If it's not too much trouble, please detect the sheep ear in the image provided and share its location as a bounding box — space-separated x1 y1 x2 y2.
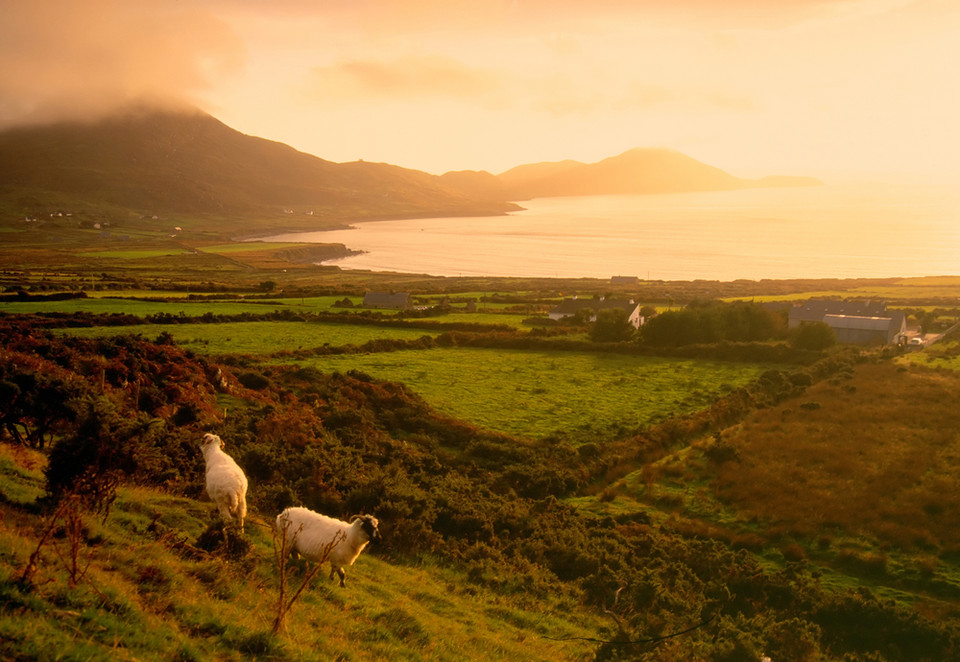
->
349 514 362 523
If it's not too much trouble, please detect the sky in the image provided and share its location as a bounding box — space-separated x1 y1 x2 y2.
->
1 0 958 182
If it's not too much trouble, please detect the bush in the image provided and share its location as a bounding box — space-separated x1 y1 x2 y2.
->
590 308 637 342
790 322 836 350
46 397 159 514
237 371 271 390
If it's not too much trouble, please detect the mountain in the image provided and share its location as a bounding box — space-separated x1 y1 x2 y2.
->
0 107 822 228
498 147 822 199
0 107 519 220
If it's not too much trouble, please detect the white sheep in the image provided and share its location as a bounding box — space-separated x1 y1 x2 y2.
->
200 433 248 533
276 507 381 587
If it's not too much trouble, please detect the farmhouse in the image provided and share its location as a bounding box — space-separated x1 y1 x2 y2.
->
363 291 413 310
549 296 643 328
788 299 906 344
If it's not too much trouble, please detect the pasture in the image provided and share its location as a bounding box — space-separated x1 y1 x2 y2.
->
0 297 301 317
56 321 439 356
897 334 960 372
726 276 960 304
0 293 537 327
283 347 770 439
79 248 193 259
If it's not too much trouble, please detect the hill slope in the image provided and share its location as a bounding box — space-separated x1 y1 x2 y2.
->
0 107 518 220
0 108 822 234
498 147 822 199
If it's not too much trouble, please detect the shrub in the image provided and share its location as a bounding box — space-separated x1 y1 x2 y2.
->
590 308 637 342
790 322 836 350
45 397 159 514
237 371 270 390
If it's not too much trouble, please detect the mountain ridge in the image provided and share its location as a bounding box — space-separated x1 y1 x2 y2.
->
497 147 822 199
0 107 822 227
0 107 519 223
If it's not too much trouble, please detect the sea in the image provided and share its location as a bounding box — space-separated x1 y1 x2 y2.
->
260 182 960 281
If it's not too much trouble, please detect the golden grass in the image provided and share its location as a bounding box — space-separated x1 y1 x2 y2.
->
714 362 960 549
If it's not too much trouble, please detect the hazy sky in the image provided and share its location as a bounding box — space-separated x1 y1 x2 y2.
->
2 0 957 181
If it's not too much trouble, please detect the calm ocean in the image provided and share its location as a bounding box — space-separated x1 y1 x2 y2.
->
261 183 960 281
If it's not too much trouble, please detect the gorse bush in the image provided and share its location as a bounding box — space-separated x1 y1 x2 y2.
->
45 397 157 514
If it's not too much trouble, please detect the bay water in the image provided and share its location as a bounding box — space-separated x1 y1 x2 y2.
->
261 182 959 281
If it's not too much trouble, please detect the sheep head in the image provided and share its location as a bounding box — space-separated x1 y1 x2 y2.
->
351 514 381 544
201 433 224 451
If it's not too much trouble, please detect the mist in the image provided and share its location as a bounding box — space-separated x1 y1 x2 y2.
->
0 0 244 129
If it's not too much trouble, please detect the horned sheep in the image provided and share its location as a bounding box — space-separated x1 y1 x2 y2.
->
200 433 248 533
276 507 381 587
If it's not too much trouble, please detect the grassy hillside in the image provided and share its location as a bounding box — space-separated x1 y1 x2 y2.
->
0 445 603 661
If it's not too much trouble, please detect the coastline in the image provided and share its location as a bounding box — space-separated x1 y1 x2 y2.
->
251 184 960 281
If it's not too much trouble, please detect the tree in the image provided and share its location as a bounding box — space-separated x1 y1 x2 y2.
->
916 310 938 335
790 321 836 350
590 308 637 342
0 365 87 449
639 301 783 347
572 307 595 325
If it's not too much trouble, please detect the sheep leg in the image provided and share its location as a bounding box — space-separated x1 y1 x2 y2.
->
217 504 235 531
330 566 346 587
230 505 245 534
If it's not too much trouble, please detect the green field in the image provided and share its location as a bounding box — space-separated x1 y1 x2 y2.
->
200 242 305 254
58 322 764 438
0 297 299 317
0 294 536 327
725 276 960 303
897 334 960 371
284 347 768 439
79 248 193 259
57 321 439 355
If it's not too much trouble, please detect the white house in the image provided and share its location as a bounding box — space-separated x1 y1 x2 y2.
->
549 297 643 328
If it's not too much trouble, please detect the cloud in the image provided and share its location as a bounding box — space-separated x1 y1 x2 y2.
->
0 0 244 128
305 55 508 106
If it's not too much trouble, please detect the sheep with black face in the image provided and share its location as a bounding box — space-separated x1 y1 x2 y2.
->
276 507 380 587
